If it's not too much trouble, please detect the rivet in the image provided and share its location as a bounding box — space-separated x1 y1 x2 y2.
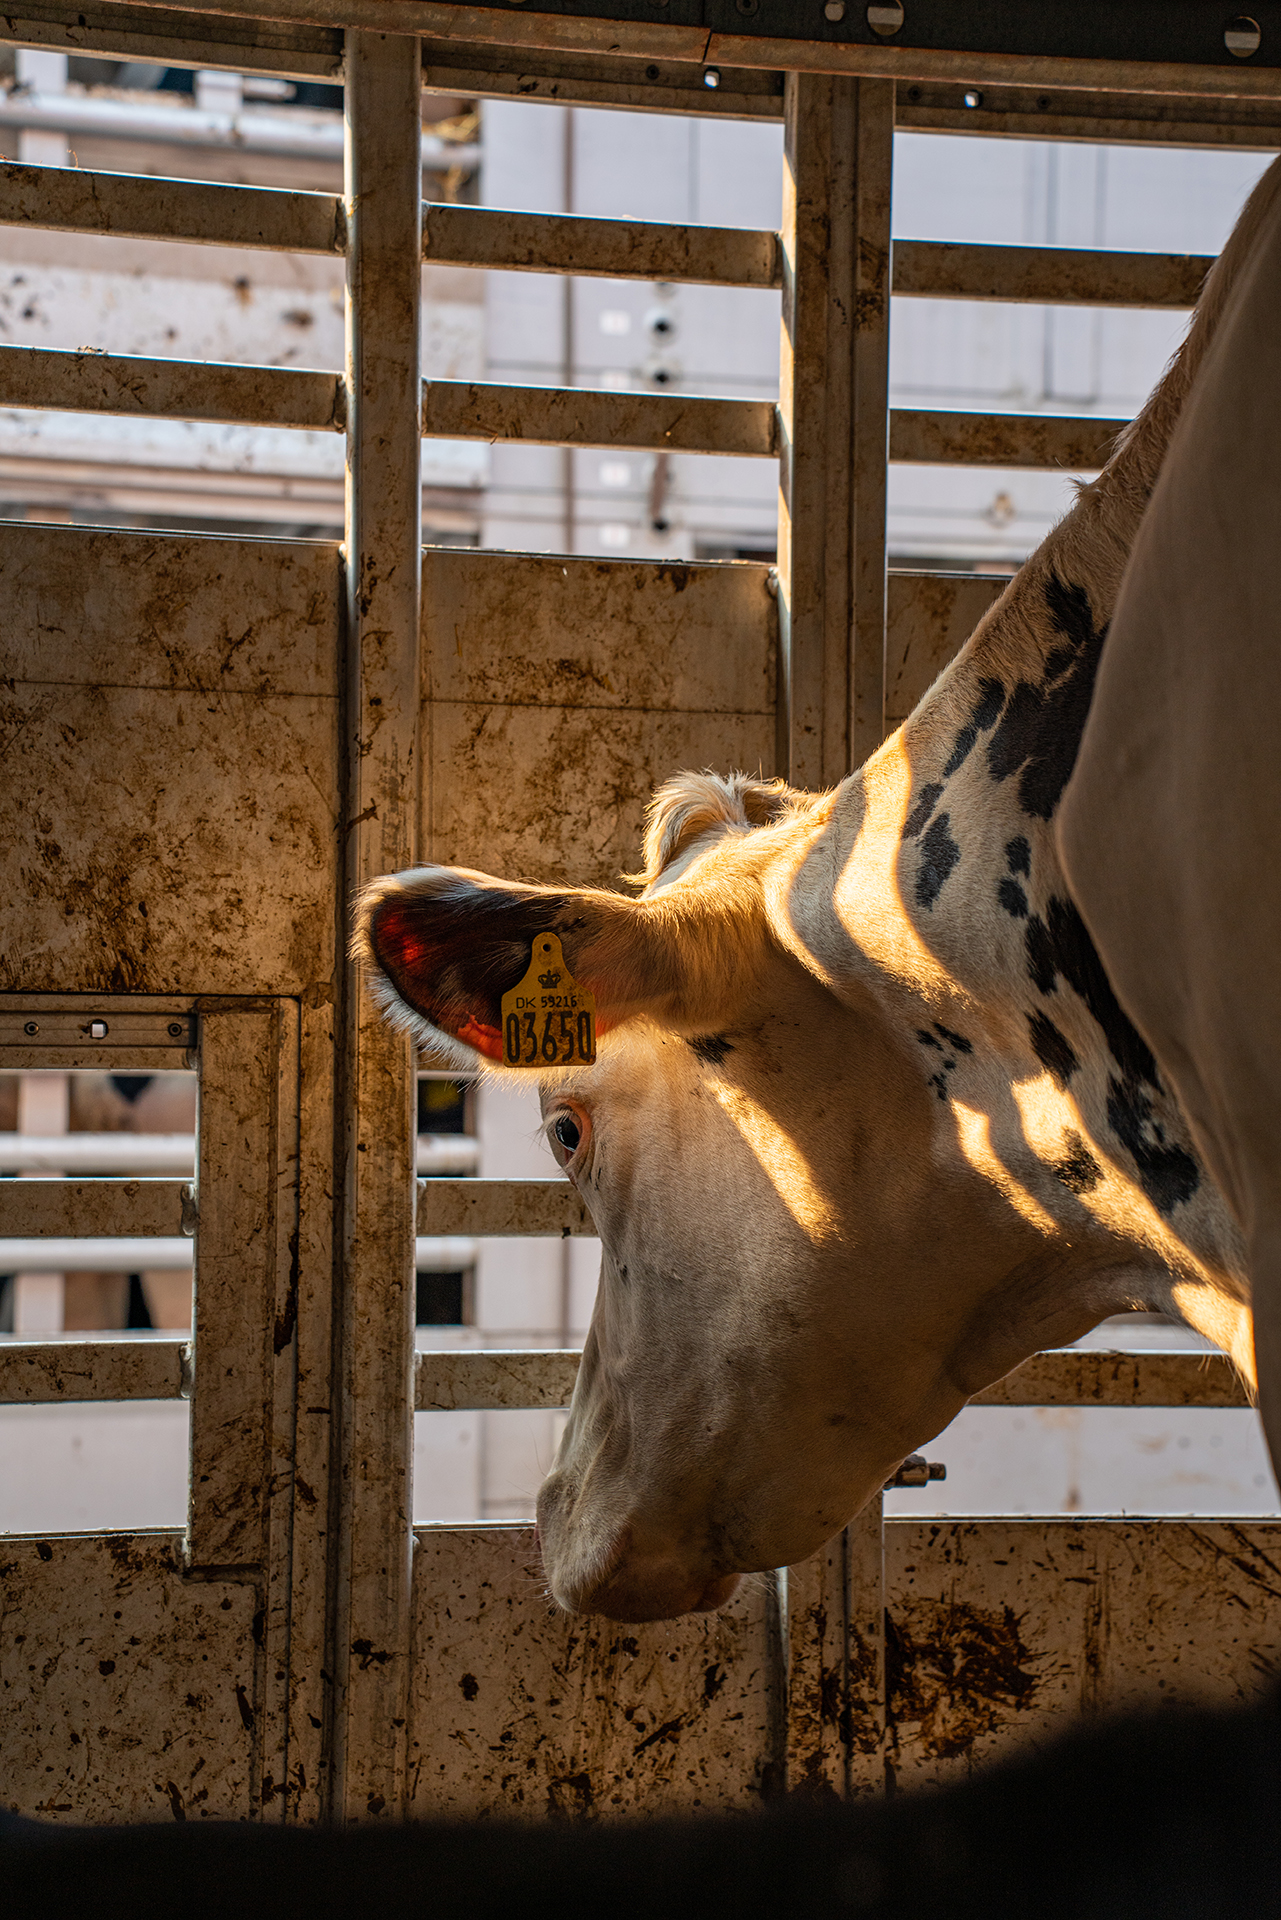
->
89 1019 108 1039
963 89 983 108
23 1020 38 1036
702 66 722 88
825 1 846 20
866 1 904 35
168 1021 184 1038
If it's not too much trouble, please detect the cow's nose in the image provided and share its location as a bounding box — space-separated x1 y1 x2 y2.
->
579 1548 740 1623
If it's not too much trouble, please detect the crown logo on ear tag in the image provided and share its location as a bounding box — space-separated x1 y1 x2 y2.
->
501 932 597 1069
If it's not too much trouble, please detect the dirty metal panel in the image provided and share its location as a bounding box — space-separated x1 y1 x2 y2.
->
0 1 345 81
893 240 1212 309
0 1337 188 1404
0 1178 189 1237
897 84 1281 152
420 39 785 120
975 1347 1250 1409
418 1177 593 1237
408 1525 783 1818
415 1348 581 1413
885 1519 1281 1792
0 1532 258 1822
0 161 343 254
1 525 340 997
890 408 1126 471
422 380 777 459
0 344 342 431
423 202 779 288
424 550 776 888
885 570 1007 729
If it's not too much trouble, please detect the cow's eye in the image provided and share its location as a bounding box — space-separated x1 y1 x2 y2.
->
554 1114 581 1153
547 1101 590 1170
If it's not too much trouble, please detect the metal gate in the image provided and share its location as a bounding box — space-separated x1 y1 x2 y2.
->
2 0 1279 1825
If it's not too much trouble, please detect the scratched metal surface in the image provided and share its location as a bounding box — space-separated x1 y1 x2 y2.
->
885 570 1006 729
422 550 777 889
884 1519 1281 1790
408 1525 783 1818
0 1531 258 1822
0 524 340 997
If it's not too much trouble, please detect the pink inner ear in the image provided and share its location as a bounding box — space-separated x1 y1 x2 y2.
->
371 900 506 1061
457 1014 504 1062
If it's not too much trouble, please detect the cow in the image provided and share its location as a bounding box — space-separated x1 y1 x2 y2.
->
357 156 1281 1625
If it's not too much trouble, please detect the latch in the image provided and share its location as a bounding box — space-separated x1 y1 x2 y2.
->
884 1453 947 1489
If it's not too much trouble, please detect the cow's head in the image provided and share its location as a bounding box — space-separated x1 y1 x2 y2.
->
356 775 1081 1621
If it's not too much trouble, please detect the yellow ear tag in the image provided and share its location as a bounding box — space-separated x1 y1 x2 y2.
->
500 931 597 1069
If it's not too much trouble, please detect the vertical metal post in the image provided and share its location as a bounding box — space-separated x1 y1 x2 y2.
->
785 1499 884 1797
777 74 894 787
335 27 423 1823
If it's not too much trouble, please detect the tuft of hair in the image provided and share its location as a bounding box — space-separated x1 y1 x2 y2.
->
630 771 803 889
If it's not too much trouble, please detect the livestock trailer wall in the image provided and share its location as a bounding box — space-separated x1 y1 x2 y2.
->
1 0 1278 1822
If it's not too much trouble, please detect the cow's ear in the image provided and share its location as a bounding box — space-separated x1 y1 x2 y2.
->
355 864 708 1065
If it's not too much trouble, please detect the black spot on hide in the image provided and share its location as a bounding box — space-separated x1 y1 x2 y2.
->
915 814 961 910
1106 1079 1201 1217
903 782 944 841
998 877 1029 919
688 1033 734 1066
985 577 1107 820
1006 836 1031 876
1024 894 1201 1217
934 1023 973 1055
1053 1131 1103 1196
1028 1011 1079 1088
916 1030 942 1050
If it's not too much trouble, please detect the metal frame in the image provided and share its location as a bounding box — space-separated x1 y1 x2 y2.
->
2 0 1279 1826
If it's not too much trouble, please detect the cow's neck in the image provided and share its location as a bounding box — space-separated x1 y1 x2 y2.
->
810 387 1252 1381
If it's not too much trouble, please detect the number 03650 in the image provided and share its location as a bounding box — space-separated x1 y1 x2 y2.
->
504 1002 595 1067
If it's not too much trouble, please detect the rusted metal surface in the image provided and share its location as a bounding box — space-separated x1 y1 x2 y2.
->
975 1347 1250 1409
893 239 1212 309
424 200 778 288
0 1178 188 1238
890 408 1126 471
0 343 342 430
898 82 1281 153
0 1008 195 1051
415 1348 581 1414
422 379 777 459
409 1526 784 1816
0 160 342 253
334 28 422 1824
422 549 776 888
0 526 340 998
188 1002 295 1571
0 1337 188 1404
884 1520 1281 1790
420 38 785 120
885 569 1005 726
0 1532 258 1821
777 76 892 780
418 1178 593 1238
786 1501 884 1799
0 2 344 82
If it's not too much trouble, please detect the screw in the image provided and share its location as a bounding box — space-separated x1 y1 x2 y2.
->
703 67 721 88
963 89 983 108
89 1019 108 1039
23 1020 38 1036
168 1021 184 1038
825 1 846 19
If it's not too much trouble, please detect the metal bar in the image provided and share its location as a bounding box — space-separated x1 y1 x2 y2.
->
335 25 422 1825
422 200 779 287
893 239 1212 309
0 1177 187 1237
414 1346 581 1413
409 1345 1249 1413
849 79 894 768
0 345 342 432
422 378 776 458
416 1136 478 1175
421 38 785 120
0 160 343 253
0 2 344 82
0 1135 194 1173
416 1178 594 1237
973 1348 1250 1409
890 408 1126 470
414 1237 477 1269
898 91 1281 152
0 1235 193 1271
0 1336 190 1404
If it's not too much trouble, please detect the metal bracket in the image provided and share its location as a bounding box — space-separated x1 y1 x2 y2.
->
885 1453 946 1489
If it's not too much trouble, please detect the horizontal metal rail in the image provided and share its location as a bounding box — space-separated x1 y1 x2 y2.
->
414 1345 1251 1414
890 408 1127 470
0 160 342 253
893 239 1212 308
0 1336 189 1404
0 1179 189 1237
417 1178 594 1236
0 1135 196 1173
0 1233 476 1270
0 344 342 431
417 1136 479 1176
422 201 780 288
422 379 778 458
0 4 345 85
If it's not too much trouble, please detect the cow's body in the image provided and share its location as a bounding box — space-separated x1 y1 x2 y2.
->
358 157 1281 1622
